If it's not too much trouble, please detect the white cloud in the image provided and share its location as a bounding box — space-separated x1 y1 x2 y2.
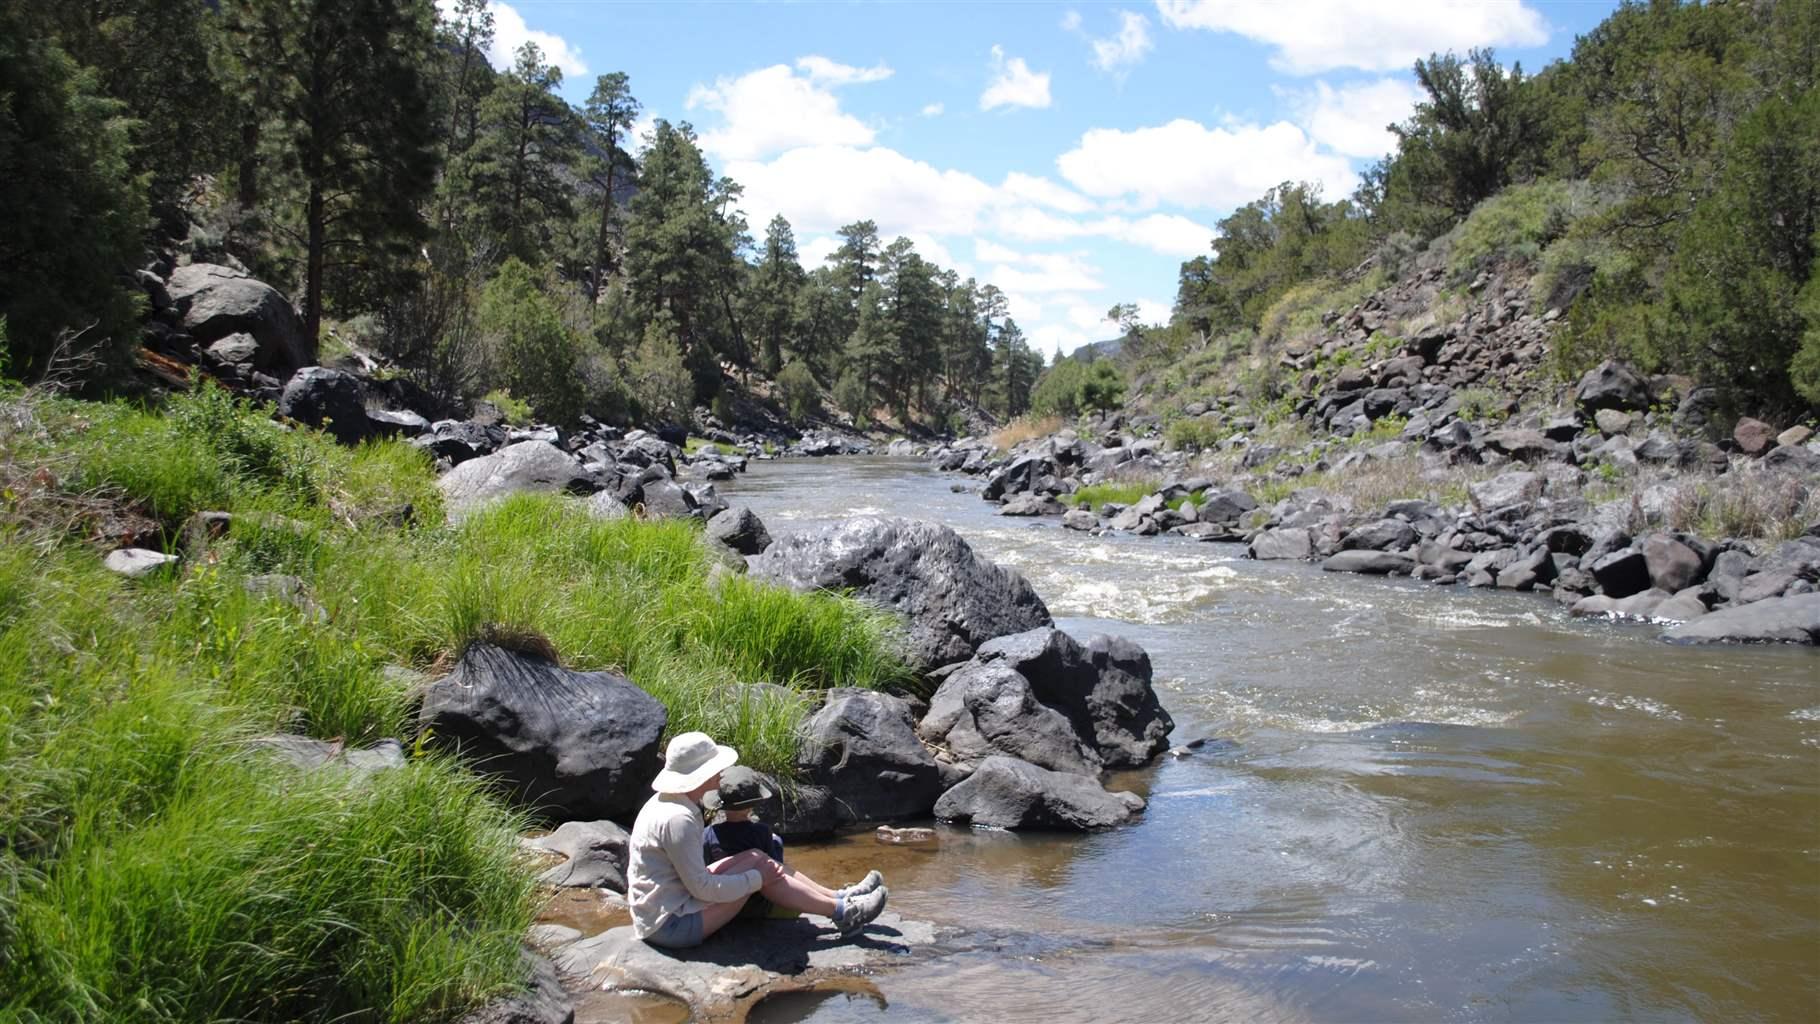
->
999 172 1096 214
987 252 1105 294
975 239 1023 264
436 0 588 79
799 234 841 270
795 55 893 85
920 102 945 117
727 145 999 240
1056 117 1357 209
981 46 1053 111
687 63 878 160
1090 11 1154 73
628 110 660 154
1091 214 1212 256
1284 78 1424 158
1030 324 1091 357
1061 11 1084 32
1154 0 1548 74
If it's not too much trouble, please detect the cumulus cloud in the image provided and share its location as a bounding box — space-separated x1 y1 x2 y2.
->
921 102 945 117
1089 11 1154 73
1282 77 1424 159
726 145 999 240
1056 117 1357 209
1154 0 1548 74
988 206 1211 257
975 239 1023 264
687 63 879 160
436 0 588 78
999 172 1096 214
981 46 1053 111
986 252 1105 294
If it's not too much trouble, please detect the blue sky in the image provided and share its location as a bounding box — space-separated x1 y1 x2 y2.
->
454 0 1618 356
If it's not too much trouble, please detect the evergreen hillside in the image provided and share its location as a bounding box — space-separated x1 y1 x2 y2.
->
1039 0 1820 428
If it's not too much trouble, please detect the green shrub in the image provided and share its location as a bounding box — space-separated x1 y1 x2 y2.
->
627 314 694 424
479 260 585 426
776 360 819 421
1165 416 1221 453
1445 180 1593 281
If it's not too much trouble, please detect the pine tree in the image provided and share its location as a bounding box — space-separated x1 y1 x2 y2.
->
466 41 580 265
221 0 440 353
581 72 639 300
747 215 805 375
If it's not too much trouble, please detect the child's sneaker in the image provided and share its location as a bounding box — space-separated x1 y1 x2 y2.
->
840 870 883 898
834 885 887 937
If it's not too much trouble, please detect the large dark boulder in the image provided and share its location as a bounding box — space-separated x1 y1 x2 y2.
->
278 367 370 445
706 506 771 555
1248 527 1312 561
1574 360 1651 414
1642 534 1704 593
750 517 1051 672
437 441 600 521
166 263 311 374
1590 548 1651 599
796 689 944 824
1322 550 1415 575
933 756 1144 831
973 628 1173 768
916 660 1102 776
982 455 1057 501
1340 518 1418 552
419 643 667 821
1663 593 1820 645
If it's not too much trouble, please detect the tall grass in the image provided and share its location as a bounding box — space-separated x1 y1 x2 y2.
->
988 415 1063 452
1065 480 1159 511
1 384 910 1022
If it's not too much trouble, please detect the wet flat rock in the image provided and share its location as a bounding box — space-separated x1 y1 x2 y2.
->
550 913 944 1018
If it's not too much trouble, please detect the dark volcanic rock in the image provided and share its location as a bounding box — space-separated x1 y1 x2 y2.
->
1575 360 1651 414
1341 518 1418 552
934 755 1144 830
419 643 667 821
706 506 772 555
750 517 1051 672
973 627 1174 768
1590 548 1651 599
917 660 1102 776
1248 527 1313 561
1733 417 1776 456
1642 534 1704 593
1322 550 1415 575
454 948 573 1024
278 367 370 445
796 688 944 824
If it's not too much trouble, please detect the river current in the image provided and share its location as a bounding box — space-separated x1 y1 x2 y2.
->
714 456 1818 1023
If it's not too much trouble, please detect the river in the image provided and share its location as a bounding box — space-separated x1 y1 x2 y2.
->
713 456 1819 1023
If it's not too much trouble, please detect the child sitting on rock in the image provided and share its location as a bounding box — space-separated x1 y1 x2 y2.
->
703 766 879 919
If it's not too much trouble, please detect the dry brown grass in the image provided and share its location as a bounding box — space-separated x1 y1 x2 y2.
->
989 415 1064 452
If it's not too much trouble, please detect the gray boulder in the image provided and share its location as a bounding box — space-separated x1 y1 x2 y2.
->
973 628 1174 768
166 263 311 373
1590 548 1651 599
750 517 1051 673
1575 360 1651 414
1061 509 1098 531
1248 527 1312 561
1340 518 1418 552
438 441 599 521
934 756 1144 831
419 643 667 821
998 494 1065 516
917 660 1102 776
1469 471 1543 511
706 506 772 555
1322 550 1415 575
1663 593 1820 644
525 820 630 890
278 367 370 445
1733 417 1775 456
1642 534 1704 593
796 689 944 824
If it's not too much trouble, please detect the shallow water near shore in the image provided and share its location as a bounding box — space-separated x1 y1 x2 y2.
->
716 456 1820 1023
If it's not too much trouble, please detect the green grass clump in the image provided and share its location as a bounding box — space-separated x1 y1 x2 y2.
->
1 383 912 1023
683 436 736 456
1165 416 1221 453
1065 480 1159 512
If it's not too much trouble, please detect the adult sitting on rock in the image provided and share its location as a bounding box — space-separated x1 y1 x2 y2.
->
626 732 888 949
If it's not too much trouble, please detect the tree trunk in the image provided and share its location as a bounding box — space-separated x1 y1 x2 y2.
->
589 162 615 302
305 180 324 364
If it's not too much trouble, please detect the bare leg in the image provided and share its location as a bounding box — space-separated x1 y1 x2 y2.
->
695 852 766 939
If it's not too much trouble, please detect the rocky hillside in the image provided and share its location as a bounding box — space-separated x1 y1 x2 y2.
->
930 255 1820 647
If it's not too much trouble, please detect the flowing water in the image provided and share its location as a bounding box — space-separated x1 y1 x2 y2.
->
717 457 1820 1023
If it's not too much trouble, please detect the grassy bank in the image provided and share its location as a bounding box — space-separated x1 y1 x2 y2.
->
0 383 907 1022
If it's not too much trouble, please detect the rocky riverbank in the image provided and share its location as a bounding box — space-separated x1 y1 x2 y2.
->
929 350 1820 646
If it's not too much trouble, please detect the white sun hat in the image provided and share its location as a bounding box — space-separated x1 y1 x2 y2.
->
650 731 739 793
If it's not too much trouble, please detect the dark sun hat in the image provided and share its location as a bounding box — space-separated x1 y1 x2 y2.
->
717 766 774 809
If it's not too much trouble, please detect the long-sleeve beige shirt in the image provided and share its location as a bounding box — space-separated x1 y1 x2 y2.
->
626 791 762 938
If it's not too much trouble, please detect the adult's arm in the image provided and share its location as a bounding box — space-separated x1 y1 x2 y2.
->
663 813 760 903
